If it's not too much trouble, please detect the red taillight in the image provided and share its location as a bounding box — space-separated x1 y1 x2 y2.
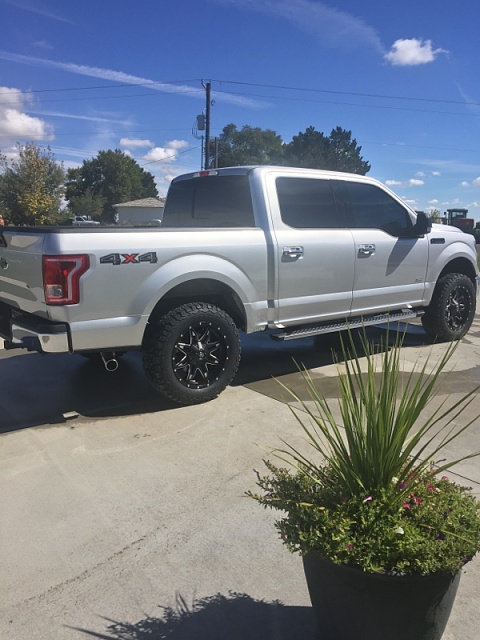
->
43 255 89 305
192 170 219 177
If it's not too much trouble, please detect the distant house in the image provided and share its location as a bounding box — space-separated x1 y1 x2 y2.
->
114 197 165 225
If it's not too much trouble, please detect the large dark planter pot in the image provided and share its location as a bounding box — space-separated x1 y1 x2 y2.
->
303 554 461 640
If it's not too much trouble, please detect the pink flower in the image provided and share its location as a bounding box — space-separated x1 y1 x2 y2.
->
363 496 373 503
403 502 411 510
347 543 354 551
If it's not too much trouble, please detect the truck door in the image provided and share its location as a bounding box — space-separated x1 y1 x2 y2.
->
332 180 428 314
267 174 355 327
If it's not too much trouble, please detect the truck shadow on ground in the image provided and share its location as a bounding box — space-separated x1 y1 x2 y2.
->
0 322 434 434
68 591 317 640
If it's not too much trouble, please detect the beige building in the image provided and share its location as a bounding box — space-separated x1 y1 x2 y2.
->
114 197 165 225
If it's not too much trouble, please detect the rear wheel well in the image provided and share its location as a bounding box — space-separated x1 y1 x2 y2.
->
145 279 247 335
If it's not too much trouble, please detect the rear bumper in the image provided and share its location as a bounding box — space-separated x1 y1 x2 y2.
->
0 301 70 353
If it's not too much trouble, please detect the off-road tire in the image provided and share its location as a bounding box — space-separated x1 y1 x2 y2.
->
142 302 241 405
421 273 476 342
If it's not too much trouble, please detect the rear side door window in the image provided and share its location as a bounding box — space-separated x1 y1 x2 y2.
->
276 177 344 228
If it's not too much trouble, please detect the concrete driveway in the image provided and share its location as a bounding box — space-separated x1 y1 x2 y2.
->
1 319 479 639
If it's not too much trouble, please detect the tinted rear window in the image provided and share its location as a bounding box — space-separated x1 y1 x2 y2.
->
162 175 255 227
276 177 341 228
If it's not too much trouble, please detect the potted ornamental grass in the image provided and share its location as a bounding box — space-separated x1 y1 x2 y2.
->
248 330 480 640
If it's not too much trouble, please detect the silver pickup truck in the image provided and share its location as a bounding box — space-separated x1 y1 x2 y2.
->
1 166 478 405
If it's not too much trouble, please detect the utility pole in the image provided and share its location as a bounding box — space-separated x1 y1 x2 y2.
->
203 81 211 170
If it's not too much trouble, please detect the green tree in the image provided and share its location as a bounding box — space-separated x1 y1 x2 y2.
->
430 209 443 224
211 124 284 168
65 149 158 222
0 142 65 225
282 126 329 169
284 126 370 175
66 185 105 218
326 126 371 174
210 124 370 176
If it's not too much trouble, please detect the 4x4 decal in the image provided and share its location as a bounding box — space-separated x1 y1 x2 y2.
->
100 252 158 265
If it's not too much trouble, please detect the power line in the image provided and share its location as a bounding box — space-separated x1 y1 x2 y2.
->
1 77 478 113
215 89 480 118
6 131 477 159
212 79 480 108
2 76 480 159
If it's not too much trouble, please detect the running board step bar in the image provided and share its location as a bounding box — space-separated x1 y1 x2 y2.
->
271 310 424 341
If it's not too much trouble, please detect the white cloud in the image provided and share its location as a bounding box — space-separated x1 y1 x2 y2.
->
473 177 480 187
461 181 470 187
167 139 189 150
212 0 384 53
428 199 439 205
142 140 189 164
1 0 73 23
33 40 53 50
120 138 154 148
0 50 266 109
31 109 132 126
386 178 425 188
0 86 52 140
432 171 441 176
415 171 425 177
455 84 480 117
163 173 179 184
384 38 447 66
143 147 175 163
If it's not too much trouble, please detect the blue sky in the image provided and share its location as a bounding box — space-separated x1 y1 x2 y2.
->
1 0 480 219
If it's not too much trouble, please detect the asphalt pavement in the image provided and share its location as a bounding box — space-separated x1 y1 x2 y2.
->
1 318 479 640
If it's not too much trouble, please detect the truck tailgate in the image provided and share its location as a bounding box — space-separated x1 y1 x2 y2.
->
0 230 47 315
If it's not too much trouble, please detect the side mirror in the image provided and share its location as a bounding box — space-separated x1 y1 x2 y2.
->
413 212 432 236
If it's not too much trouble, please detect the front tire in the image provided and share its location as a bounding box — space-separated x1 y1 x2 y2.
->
422 273 476 342
142 302 241 405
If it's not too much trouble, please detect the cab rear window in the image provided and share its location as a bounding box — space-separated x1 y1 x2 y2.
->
162 175 255 227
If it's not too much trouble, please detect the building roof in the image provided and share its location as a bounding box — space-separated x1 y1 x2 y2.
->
114 197 165 208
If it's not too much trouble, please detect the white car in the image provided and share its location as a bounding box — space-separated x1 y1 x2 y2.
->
72 215 100 226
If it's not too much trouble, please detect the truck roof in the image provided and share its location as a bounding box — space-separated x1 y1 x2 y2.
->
172 165 384 184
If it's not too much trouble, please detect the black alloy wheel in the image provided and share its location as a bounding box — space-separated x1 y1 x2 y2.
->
142 302 241 405
422 273 476 342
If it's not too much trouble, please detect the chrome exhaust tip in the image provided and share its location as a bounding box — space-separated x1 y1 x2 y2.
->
100 352 119 372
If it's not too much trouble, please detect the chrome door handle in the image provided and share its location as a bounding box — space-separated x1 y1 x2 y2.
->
358 244 376 256
283 246 304 259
